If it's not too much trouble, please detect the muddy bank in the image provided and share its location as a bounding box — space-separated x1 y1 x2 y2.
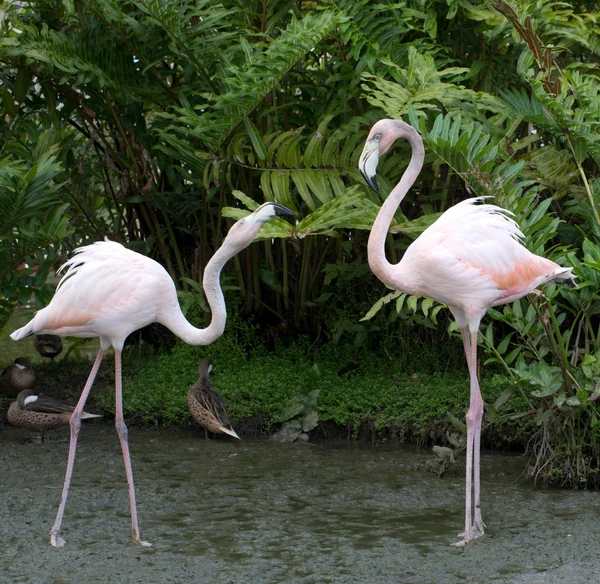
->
1 425 599 584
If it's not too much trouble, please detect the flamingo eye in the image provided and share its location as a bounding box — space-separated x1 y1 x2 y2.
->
374 133 382 141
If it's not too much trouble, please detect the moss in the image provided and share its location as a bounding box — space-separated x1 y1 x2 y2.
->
76 335 530 447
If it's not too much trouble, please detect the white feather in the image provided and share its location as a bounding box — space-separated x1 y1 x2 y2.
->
24 395 39 406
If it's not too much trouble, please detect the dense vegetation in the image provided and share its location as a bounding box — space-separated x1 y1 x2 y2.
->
1 0 599 486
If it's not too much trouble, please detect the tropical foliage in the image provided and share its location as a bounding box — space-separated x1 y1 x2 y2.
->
1 0 599 485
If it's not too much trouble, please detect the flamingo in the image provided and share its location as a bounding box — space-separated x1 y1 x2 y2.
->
10 201 294 548
358 119 574 546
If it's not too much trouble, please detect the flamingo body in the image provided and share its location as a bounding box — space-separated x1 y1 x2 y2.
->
359 119 573 546
17 241 180 349
389 198 572 328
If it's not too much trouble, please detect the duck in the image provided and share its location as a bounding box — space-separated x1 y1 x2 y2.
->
8 389 101 441
187 359 240 439
34 334 63 362
0 357 36 399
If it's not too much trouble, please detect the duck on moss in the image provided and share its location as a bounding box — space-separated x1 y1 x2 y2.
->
187 359 239 439
8 389 100 442
0 357 36 399
34 334 63 362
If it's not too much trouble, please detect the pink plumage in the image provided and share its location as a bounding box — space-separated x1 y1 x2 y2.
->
394 197 572 326
15 240 171 345
359 119 573 546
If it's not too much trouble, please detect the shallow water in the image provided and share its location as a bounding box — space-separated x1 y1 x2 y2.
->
1 425 599 584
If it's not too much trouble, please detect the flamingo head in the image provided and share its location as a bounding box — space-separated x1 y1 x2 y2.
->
222 202 294 253
359 119 418 193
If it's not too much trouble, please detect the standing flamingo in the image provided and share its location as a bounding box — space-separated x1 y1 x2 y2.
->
10 201 294 548
359 119 574 546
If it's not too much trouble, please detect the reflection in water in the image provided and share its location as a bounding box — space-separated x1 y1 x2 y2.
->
1 426 599 583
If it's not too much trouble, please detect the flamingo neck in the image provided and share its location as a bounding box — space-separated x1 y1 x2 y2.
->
162 244 231 346
367 129 425 290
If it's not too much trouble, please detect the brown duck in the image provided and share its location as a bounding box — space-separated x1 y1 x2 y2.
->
0 357 36 399
187 359 239 439
34 334 63 362
8 389 101 440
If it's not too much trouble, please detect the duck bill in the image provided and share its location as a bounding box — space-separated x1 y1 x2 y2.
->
219 425 241 440
359 140 380 193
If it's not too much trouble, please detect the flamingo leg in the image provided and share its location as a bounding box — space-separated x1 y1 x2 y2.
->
460 327 472 371
50 348 105 547
470 330 485 537
114 349 151 547
454 329 485 546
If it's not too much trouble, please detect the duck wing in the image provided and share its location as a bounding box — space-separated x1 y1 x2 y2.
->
23 395 77 415
196 386 231 426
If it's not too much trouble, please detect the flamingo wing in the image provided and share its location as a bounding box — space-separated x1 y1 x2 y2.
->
396 198 571 314
13 241 174 341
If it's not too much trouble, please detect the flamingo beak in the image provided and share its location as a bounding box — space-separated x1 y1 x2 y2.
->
359 140 380 193
252 202 295 224
270 202 295 223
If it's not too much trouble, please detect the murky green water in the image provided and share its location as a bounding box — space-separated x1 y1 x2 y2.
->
1 425 599 583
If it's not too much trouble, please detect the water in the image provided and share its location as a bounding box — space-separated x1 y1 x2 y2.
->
1 425 599 583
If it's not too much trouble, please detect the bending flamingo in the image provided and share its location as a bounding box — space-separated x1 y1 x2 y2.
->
11 201 294 548
358 119 574 546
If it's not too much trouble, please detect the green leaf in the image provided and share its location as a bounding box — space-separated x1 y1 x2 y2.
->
361 290 401 321
493 388 514 410
14 67 32 102
243 118 267 161
406 295 418 312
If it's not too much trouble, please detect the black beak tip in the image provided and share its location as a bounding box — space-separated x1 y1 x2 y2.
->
271 202 295 222
363 173 379 193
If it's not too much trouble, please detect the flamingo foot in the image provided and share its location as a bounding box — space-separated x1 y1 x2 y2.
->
50 530 66 548
473 509 486 537
452 524 485 547
133 530 152 547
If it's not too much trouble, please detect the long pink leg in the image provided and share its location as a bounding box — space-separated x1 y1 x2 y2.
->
454 329 485 546
50 348 105 547
470 331 485 536
460 327 472 371
114 349 151 547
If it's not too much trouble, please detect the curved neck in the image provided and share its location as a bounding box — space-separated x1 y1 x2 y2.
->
367 128 425 288
161 244 231 346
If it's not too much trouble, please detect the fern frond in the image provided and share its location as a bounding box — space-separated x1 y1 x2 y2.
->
157 11 338 154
